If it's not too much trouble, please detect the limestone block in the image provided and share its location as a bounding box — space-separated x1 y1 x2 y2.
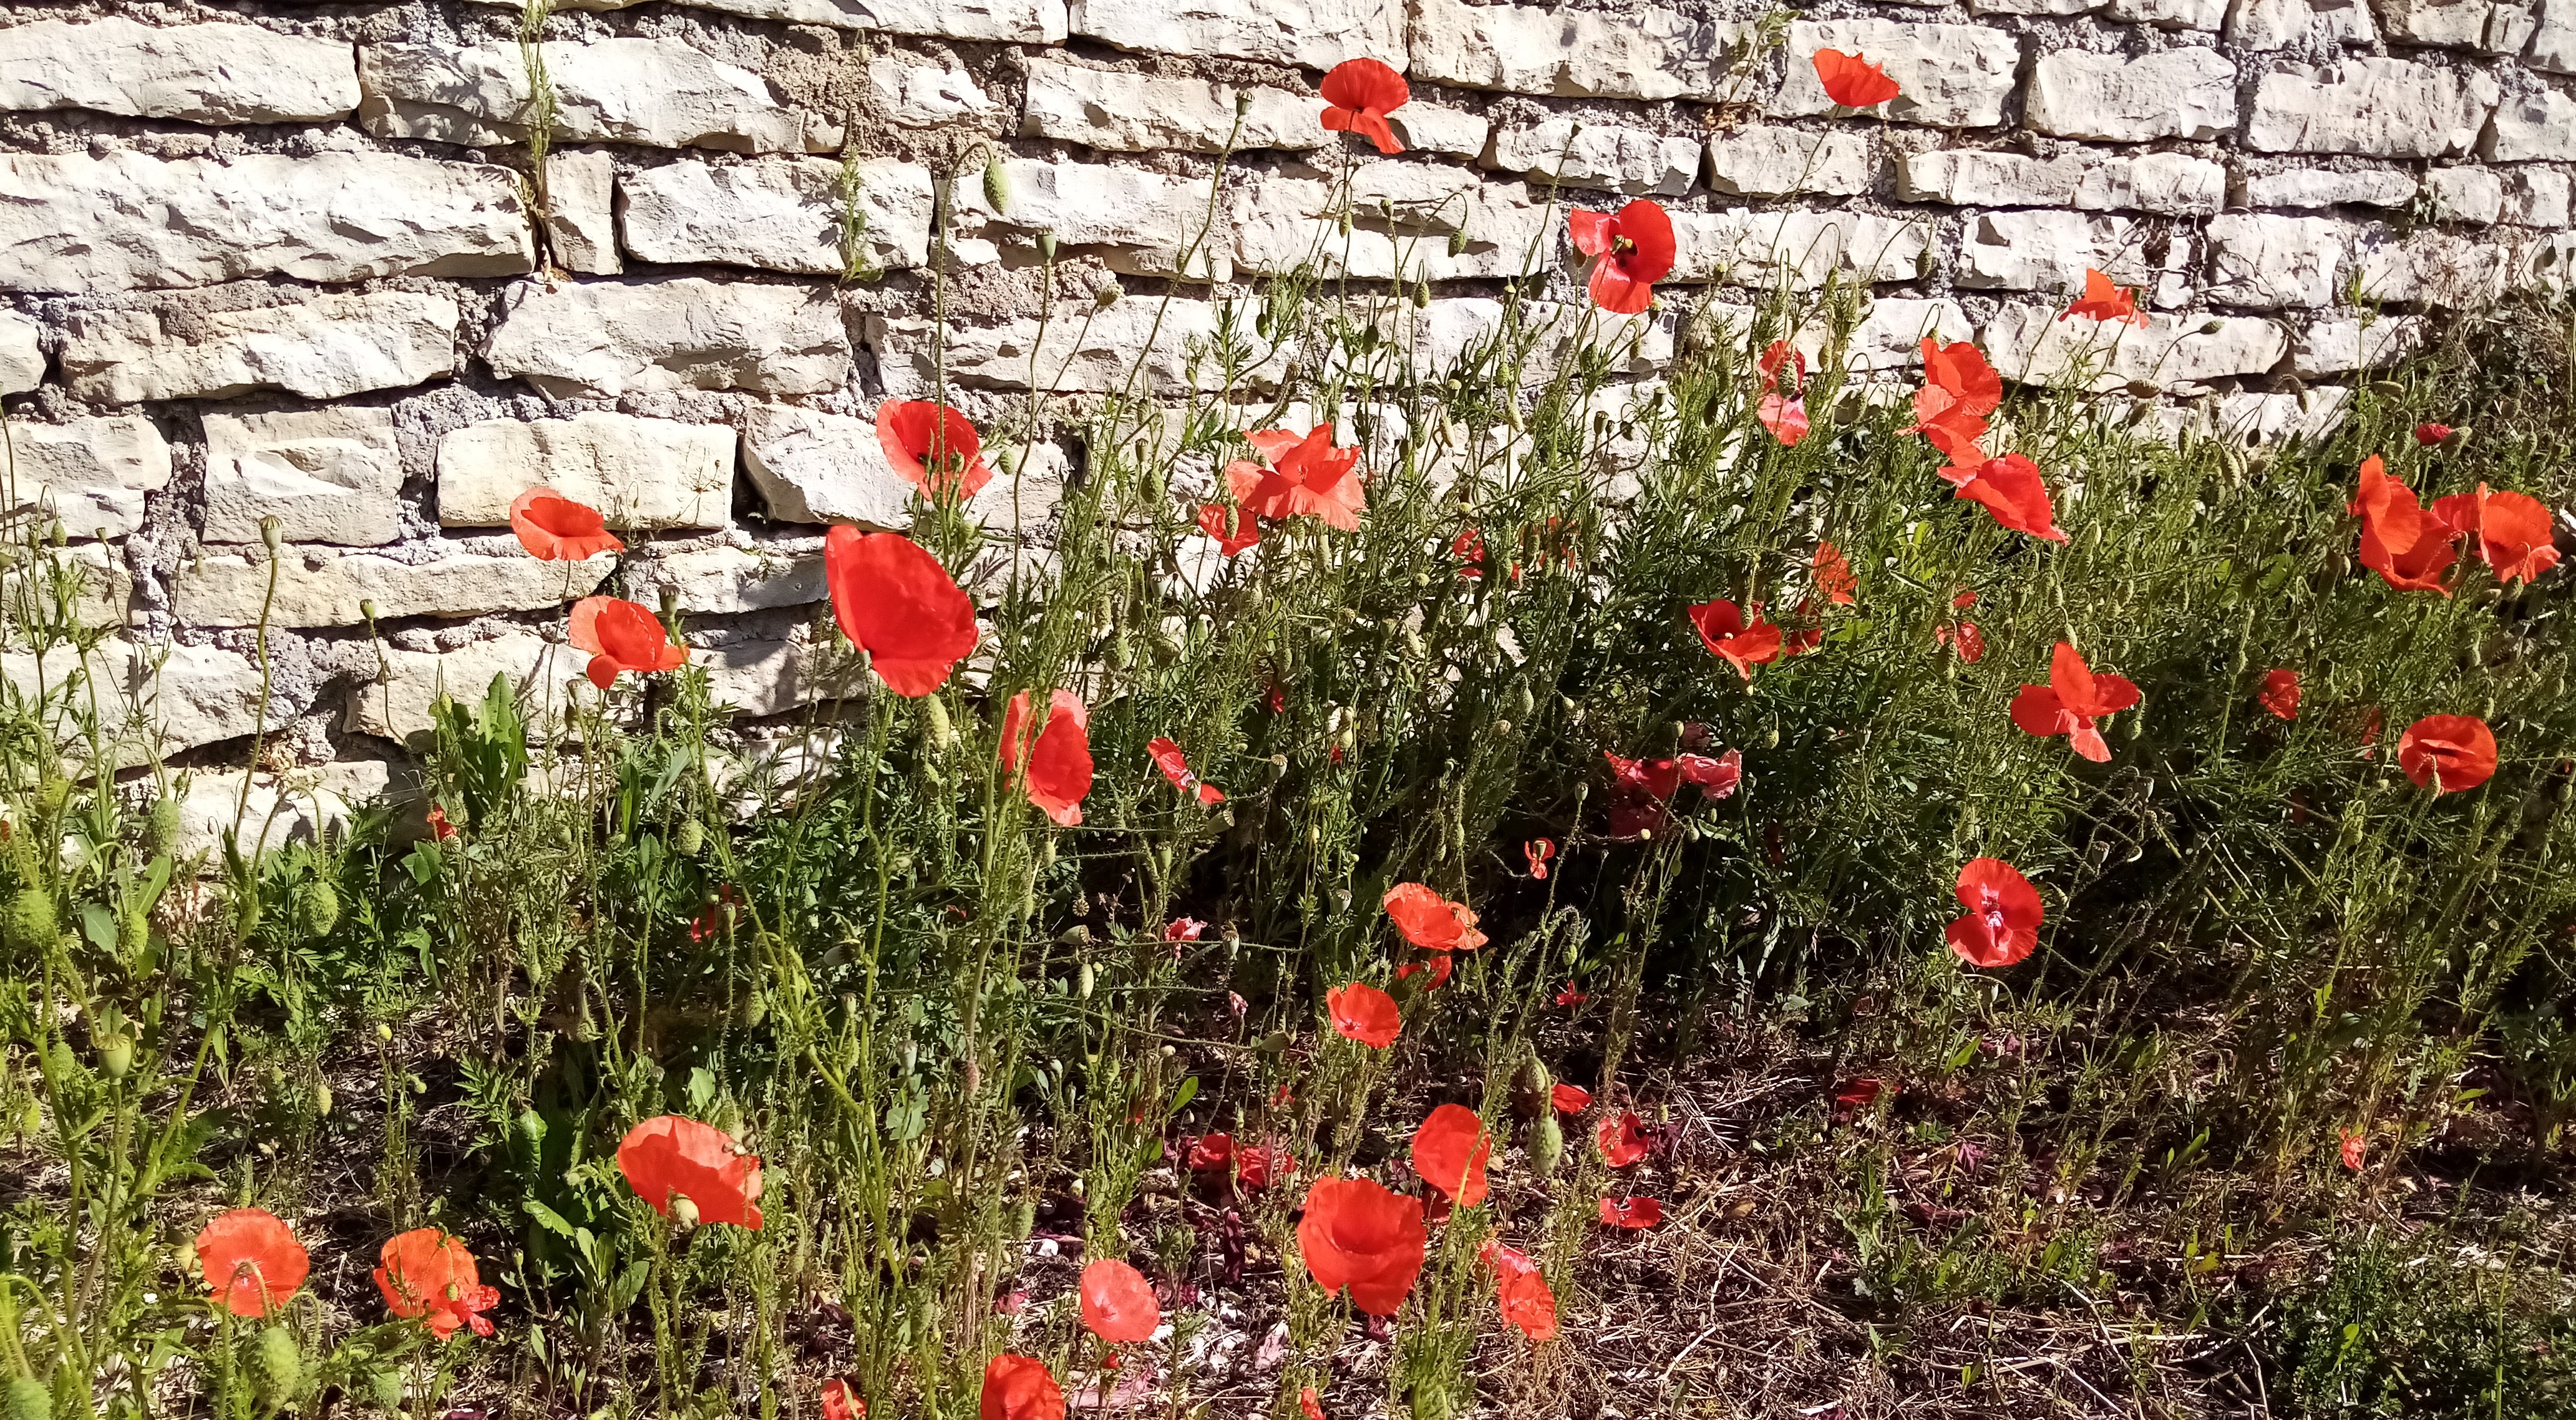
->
1899 150 2225 214
2246 58 2499 158
869 299 1283 396
1230 175 1550 282
1704 127 1870 198
2296 314 2426 373
5 417 172 540
0 543 132 631
1972 0 2097 16
701 633 815 717
1409 0 1742 100
2241 167 2419 208
1389 105 1489 158
1983 304 2288 392
2521 230 2576 289
0 18 358 124
2204 215 2348 307
2535 0 2576 69
202 407 407 547
629 544 825 615
1955 212 2192 306
59 289 456 404
2107 0 2228 27
0 151 530 294
1838 298 1978 368
619 158 931 275
2506 168 2572 225
357 39 834 153
960 160 1229 280
172 762 391 861
870 54 997 130
966 445 1071 537
1668 210 1928 288
2425 167 2506 223
438 412 735 529
1772 21 2021 128
0 311 40 394
125 640 274 753
2026 49 2236 142
546 152 621 275
739 404 918 526
2205 386 2353 445
482 278 850 399
348 633 588 742
1490 119 1698 196
1019 59 1317 152
2355 230 2512 304
2374 0 2535 46
1067 0 1404 69
2482 86 2576 162
468 0 1065 42
173 546 615 628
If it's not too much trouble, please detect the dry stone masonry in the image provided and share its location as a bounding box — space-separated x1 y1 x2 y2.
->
0 0 2566 814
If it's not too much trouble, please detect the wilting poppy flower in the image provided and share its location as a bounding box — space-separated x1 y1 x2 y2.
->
1568 200 1676 316
1079 1259 1161 1345
1000 690 1094 827
2351 456 2461 595
1196 502 1261 557
823 1379 863 1420
1524 838 1555 878
1688 599 1785 679
509 487 624 562
822 527 979 696
1757 392 1809 446
1954 454 2068 543
1813 542 1857 606
2340 1129 2367 1170
980 1353 1064 1420
1227 426 1367 532
1411 1104 1493 1207
2260 669 2301 721
1296 1176 1427 1315
2396 714 2497 794
1598 1196 1664 1229
2414 422 2452 447
425 804 459 842
1300 1388 1327 1420
1812 47 1900 108
1320 57 1409 155
1326 982 1401 1048
616 1116 764 1228
1452 527 1487 579
1555 982 1588 1006
1597 1110 1650 1167
1187 1133 1235 1175
2011 642 2142 763
1935 619 1986 663
198 1208 309 1318
1834 1078 1885 1115
1602 751 1683 839
1394 953 1453 990
1678 749 1743 798
568 596 688 691
2433 483 2560 585
1552 1083 1590 1113
877 400 993 500
1165 917 1207 942
1944 857 2043 969
374 1229 500 1339
1147 737 1225 805
2059 267 2148 327
1382 883 1487 952
1479 1239 1558 1342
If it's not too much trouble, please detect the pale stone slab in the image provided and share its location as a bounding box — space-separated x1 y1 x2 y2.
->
2507 168 2572 226
0 151 530 294
2355 230 2513 304
349 632 583 742
1955 212 2190 304
0 543 131 631
438 412 735 530
2241 167 2419 208
3 638 276 756
1020 59 1319 153
203 407 407 547
2026 49 2236 142
1899 150 2225 214
1705 127 1870 198
2482 86 2576 162
739 404 916 526
2375 0 2535 47
629 543 826 614
173 546 615 628
2425 167 2506 224
1971 0 2097 16
6 417 172 540
464 0 1067 41
1068 0 1404 70
870 54 998 130
2107 0 2227 27
960 160 1230 281
1984 304 2289 392
702 633 815 717
0 311 39 394
358 39 834 153
1490 119 1698 196
868 299 1285 397
545 152 621 276
482 278 851 399
619 158 932 275
1669 209 1930 288
2536 0 2576 70
1409 0 1742 99
1772 21 2021 127
2296 314 2426 374
173 762 391 861
2246 58 2499 157
2204 386 2353 445
0 18 358 125
59 289 457 404
1390 105 1489 159
2205 215 2348 307
1228 170 1549 281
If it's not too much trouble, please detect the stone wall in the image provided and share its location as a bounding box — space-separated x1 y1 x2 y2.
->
1 0 2568 810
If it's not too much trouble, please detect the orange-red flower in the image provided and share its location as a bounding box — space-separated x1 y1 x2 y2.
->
1812 47 1899 108
1382 883 1487 951
2433 483 2560 585
1196 502 1261 557
1813 542 1857 606
2351 455 2460 595
2414 422 2452 446
1326 982 1402 1048
1147 737 1224 805
2339 1129 2367 1170
1079 1259 1161 1346
1944 858 2042 969
1411 1104 1493 1207
1227 426 1367 532
1909 338 2001 465
1757 391 1809 447
2010 642 2141 764
1320 57 1409 155
1688 598 1784 679
1678 749 1743 798
2260 669 2301 721
374 1228 500 1339
509 487 625 562
1551 1083 1590 1113
1597 1110 1650 1167
1300 1388 1326 1420
1394 953 1452 989
1953 454 2068 543
616 1116 764 1228
1568 200 1676 316
1524 838 1554 878
1296 1176 1427 1315
980 1354 1064 1420
1754 339 1809 445
823 526 979 696
824 1379 863 1420
568 596 688 691
1000 690 1094 827
877 400 993 500
1479 1238 1558 1342
1935 619 1986 663
198 1208 308 1318
1602 751 1681 839
2059 268 2147 327
2396 714 2497 794
1598 1196 1664 1229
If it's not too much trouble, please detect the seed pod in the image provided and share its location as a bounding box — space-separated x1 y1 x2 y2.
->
98 1034 132 1079
254 1328 301 1409
1510 1058 1553 1119
314 1082 334 1117
1008 1198 1038 1238
1412 276 1430 309
366 1370 403 1412
1529 1114 1564 1175
1078 961 1096 998
5 1376 50 1420
1094 281 1122 308
143 795 181 858
1513 683 1535 720
673 819 706 857
4 888 56 955
981 152 1010 214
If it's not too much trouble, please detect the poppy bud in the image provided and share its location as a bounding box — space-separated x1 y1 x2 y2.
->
294 880 339 938
674 819 705 857
1096 282 1122 308
2442 427 2472 450
921 694 954 749
982 152 1011 214
4 1375 49 1420
669 1194 701 1230
143 794 180 858
253 1327 300 1409
1413 276 1430 309
314 1082 333 1117
4 887 56 955
366 1371 403 1412
377 1023 394 1042
47 523 64 547
1337 212 1351 235
1447 228 1468 257
1529 1114 1564 1175
2370 380 2405 399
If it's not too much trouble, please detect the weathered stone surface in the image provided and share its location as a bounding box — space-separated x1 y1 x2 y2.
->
1899 150 2225 214
1231 173 1549 281
2507 168 2572 226
349 632 583 741
0 151 530 293
126 640 275 754
2296 314 2426 373
6 417 172 540
1956 212 2192 304
1020 59 1316 152
1409 0 1741 99
2520 231 2576 290
2026 49 2237 142
870 54 998 130
961 160 1229 280
482 278 850 399
1490 119 1697 195
619 158 931 275
2374 0 2534 47
629 543 825 615
1704 126 1870 198
469 0 1066 42
1068 0 1403 69
546 151 621 276
739 404 916 526
203 407 407 547
0 310 39 394
1773 22 2021 127
2535 0 2576 69
2245 59 2499 157
870 299 1282 396
0 18 358 125
1971 0 2098 17
59 289 457 404
1390 105 1489 158
2204 386 2352 445
1670 210 1930 288
2481 86 2576 162
173 545 615 628
701 633 815 717
2425 167 2505 223
358 40 834 153
2355 229 2512 304
172 762 391 860
2241 167 2419 208
2107 0 2227 28
2205 215 2348 307
1723 297 1975 370
438 412 735 529
0 543 131 631
1985 304 2289 392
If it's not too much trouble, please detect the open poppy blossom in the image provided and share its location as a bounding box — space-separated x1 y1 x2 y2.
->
1411 1104 1494 1207
1147 737 1224 805
1834 1077 1887 1115
1079 1259 1161 1346
1382 883 1487 951
1320 57 1409 155
1935 619 1986 663
1001 690 1094 827
198 1208 309 1318
1953 454 2068 543
1230 425 1366 531
1296 1176 1427 1315
1552 1083 1590 1113
1568 200 1676 316
1598 1196 1664 1229
1678 749 1743 799
425 804 460 841
2260 669 2301 721
1597 1110 1650 1167
877 400 993 500
1556 981 1588 1006
1910 338 2001 464
2340 1129 2368 1170
823 527 980 696
1394 953 1453 990
1524 838 1555 878
2011 642 2142 763
2433 483 2560 585
1326 981 1401 1048
823 1379 863 1420
374 1228 500 1339
568 596 688 691
1944 858 2043 969
1479 1238 1558 1342
616 1116 764 1228
2059 268 2148 327
980 1354 1064 1420
1813 542 1857 606
1452 527 1488 579
1688 598 1786 680
509 487 624 562
1300 1389 1327 1420
1754 340 1809 445
2351 455 2461 594
1910 391 1988 469
1196 502 1261 557
2414 422 2452 446
1757 391 1810 446
1603 751 1682 839
2396 714 2497 794
1237 1144 1289 1191
1812 47 1900 108
1166 918 1207 943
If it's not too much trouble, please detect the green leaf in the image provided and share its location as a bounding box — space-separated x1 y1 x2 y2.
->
1169 1075 1200 1114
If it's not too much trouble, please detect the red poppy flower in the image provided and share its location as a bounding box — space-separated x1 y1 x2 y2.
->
2010 642 2141 763
1296 1176 1427 1315
1524 838 1555 878
1237 1144 1289 1191
1555 982 1588 1007
1953 454 2068 543
1326 982 1401 1048
1568 200 1676 316
1605 752 1681 802
1300 1388 1327 1420
2339 1129 2367 1170
1381 883 1487 951
2059 268 2147 328
1757 392 1809 447
1411 1104 1493 1207
689 883 744 946
1227 425 1367 532
1320 57 1409 154
1597 1110 1650 1167
1394 953 1453 989
425 804 459 841
1195 501 1261 557
1688 599 1784 679
1935 620 1986 663
1551 1083 1590 1113
822 527 979 696
2260 669 2301 722
877 400 993 500
198 1208 309 1318
1812 542 1857 606
824 1379 863 1420
1147 737 1225 805
1165 917 1207 942
1944 857 2043 969
1000 690 1094 827
1187 1133 1234 1175
1922 338 2003 417
568 596 688 691
1834 1077 1885 1114
1812 47 1899 108
2351 455 2461 595
1909 390 1988 469
1078 1259 1161 1345
509 487 625 562
1451 526 1488 579
374 1228 500 1339
616 1116 764 1228
1678 749 1742 799
979 1354 1064 1420
1479 1238 1558 1342
1598 1196 1664 1229
2413 422 2452 447
2396 714 2497 794
2433 483 2560 585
